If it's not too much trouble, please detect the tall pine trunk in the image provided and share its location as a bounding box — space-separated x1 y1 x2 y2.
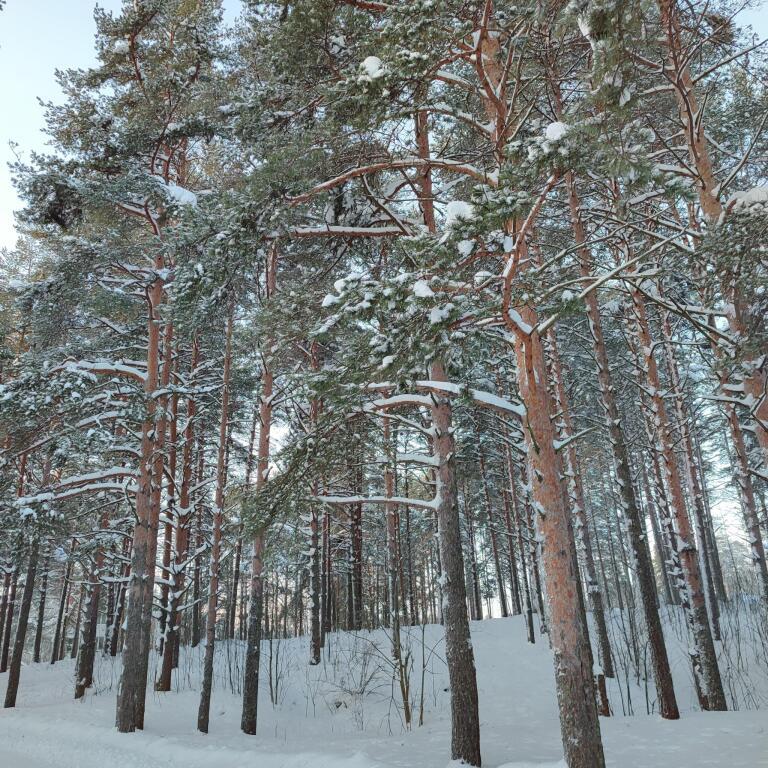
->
198 311 233 733
74 514 107 699
157 339 200 691
430 360 481 767
115 288 169 732
4 537 39 708
32 551 48 663
628 281 726 711
567 172 678 718
508 296 605 767
241 247 277 734
545 328 614 678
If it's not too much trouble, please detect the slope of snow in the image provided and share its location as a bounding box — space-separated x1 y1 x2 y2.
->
0 615 766 767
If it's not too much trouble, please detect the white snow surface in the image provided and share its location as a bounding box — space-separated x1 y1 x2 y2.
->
0 615 766 767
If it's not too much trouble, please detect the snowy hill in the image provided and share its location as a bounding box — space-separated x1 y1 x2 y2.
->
1 614 766 768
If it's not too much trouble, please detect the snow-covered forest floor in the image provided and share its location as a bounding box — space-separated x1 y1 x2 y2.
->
1 610 766 768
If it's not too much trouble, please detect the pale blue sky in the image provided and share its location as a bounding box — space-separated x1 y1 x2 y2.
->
0 1 765 252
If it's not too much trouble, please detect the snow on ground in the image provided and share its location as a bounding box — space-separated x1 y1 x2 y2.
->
0 614 766 768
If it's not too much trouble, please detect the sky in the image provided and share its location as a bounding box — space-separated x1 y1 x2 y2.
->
0 1 766 251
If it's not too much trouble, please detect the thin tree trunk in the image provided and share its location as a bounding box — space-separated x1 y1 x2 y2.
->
157 339 201 690
104 572 115 658
110 537 131 657
693 432 728 603
309 495 322 665
0 569 10 656
384 416 402 662
75 513 108 699
521 465 547 632
430 360 481 766
508 460 535 642
115 280 168 732
464 488 483 622
351 495 363 631
404 488 417 626
500 486 522 616
70 584 84 660
241 247 277 734
414 109 480 764
191 447 204 649
158 368 179 657
0 568 18 673
567 171 677 717
32 551 48 663
321 506 332 642
4 537 39 708
51 547 73 664
503 429 533 637
640 461 674 606
546 328 614 678
228 538 242 640
479 449 508 618
198 310 233 734
628 283 726 711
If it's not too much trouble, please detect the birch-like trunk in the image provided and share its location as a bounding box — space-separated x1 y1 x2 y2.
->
198 311 233 733
628 284 726 711
157 339 201 691
32 551 48 663
75 512 108 699
242 250 278 734
566 172 678 717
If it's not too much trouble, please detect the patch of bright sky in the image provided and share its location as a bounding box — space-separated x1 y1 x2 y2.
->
0 0 242 252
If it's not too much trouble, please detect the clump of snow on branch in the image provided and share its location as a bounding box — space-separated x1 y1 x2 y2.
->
359 56 386 81
444 201 475 229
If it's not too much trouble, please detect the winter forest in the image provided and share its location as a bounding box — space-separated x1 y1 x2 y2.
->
0 0 767 766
